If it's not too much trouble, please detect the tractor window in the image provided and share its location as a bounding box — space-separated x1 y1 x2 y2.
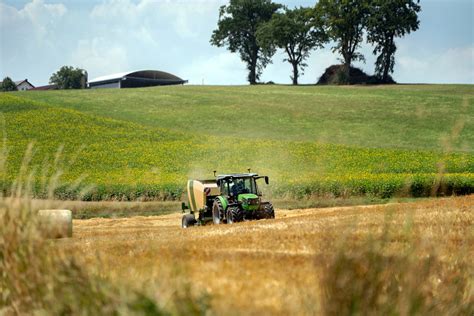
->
221 181 229 196
231 178 256 195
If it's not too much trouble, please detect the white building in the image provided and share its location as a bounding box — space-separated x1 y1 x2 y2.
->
14 79 35 91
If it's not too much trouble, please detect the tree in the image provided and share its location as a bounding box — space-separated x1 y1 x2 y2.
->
257 7 328 85
316 0 369 82
367 0 421 82
210 0 281 84
49 66 86 89
0 77 17 92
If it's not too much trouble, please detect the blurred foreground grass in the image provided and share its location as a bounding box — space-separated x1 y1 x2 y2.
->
0 164 209 315
2 172 472 314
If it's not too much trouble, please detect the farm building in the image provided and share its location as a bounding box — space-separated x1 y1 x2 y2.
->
88 70 187 89
30 84 58 90
15 79 35 91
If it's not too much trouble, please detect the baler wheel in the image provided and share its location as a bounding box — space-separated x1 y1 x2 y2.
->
182 214 197 228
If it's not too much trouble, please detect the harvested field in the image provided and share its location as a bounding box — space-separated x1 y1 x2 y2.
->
66 195 474 315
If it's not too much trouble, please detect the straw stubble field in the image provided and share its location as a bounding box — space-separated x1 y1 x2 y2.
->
66 195 474 315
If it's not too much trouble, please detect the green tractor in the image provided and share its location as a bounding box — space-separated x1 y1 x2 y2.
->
181 171 274 228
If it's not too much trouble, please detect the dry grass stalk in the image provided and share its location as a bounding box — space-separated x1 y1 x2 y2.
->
0 144 209 315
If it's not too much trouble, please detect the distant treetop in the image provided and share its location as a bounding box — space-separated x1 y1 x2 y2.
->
1 77 18 92
210 0 282 85
49 66 87 89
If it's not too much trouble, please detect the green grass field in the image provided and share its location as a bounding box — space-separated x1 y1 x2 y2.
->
1 84 473 200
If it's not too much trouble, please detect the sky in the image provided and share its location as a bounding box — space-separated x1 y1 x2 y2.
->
0 0 473 86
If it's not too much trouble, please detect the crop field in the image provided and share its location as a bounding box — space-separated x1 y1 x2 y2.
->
58 195 472 314
1 84 473 201
1 85 473 315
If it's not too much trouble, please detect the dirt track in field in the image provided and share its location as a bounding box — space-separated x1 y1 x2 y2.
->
68 196 473 315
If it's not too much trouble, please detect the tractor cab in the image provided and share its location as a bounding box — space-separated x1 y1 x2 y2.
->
216 173 268 199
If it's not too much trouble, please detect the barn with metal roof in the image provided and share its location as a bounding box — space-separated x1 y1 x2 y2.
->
88 70 187 89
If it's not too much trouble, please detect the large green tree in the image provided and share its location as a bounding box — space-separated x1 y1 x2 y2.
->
0 77 18 92
210 0 281 84
367 0 421 82
316 0 369 81
257 7 327 85
49 66 86 89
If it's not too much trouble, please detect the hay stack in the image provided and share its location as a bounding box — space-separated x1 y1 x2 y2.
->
37 209 72 238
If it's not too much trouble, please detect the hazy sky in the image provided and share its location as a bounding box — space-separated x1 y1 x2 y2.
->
1 0 473 86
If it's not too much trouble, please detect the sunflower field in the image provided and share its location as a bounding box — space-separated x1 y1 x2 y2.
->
1 84 473 201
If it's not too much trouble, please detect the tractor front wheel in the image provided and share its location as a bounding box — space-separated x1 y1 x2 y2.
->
212 199 225 224
262 203 275 219
182 214 197 228
227 206 243 224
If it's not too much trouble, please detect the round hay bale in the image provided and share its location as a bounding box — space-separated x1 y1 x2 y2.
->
37 209 72 238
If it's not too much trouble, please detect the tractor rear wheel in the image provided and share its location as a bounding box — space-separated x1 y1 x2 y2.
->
227 206 243 224
181 214 197 228
212 199 225 224
262 203 275 219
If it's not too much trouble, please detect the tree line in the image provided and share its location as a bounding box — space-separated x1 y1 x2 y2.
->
211 0 421 85
1 66 87 92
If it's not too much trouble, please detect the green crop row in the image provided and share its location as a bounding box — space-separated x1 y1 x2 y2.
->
0 173 472 201
274 173 474 199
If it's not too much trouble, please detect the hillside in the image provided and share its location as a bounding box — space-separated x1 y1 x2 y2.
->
17 84 474 151
1 84 473 200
